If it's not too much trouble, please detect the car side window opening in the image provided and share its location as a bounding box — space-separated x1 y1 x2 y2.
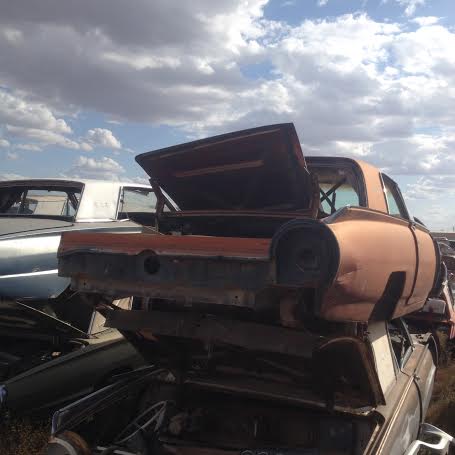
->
311 168 360 215
118 188 158 220
382 174 409 220
0 187 81 217
387 318 413 369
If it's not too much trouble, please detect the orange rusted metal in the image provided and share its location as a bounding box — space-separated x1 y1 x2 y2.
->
320 207 437 321
59 232 271 260
354 160 388 213
58 206 438 323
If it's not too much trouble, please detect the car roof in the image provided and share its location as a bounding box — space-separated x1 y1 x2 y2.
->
0 178 153 221
0 178 151 189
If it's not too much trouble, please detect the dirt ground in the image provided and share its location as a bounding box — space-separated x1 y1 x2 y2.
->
426 361 455 436
0 415 50 455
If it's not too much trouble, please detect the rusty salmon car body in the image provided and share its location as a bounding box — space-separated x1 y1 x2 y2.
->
58 124 439 323
48 124 448 455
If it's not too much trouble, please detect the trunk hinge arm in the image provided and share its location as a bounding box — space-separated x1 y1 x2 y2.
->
150 179 165 220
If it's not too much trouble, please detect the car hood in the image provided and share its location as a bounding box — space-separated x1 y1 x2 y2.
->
0 217 74 238
136 123 315 212
0 300 89 339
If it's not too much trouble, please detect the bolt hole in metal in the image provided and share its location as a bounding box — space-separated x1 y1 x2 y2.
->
144 255 160 275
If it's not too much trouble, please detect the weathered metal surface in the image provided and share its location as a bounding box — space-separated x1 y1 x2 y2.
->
0 178 157 299
356 160 389 213
58 232 271 260
56 124 439 323
409 281 455 339
0 297 144 415
0 221 145 299
136 123 315 213
320 207 438 321
44 316 439 455
59 206 438 322
106 309 321 358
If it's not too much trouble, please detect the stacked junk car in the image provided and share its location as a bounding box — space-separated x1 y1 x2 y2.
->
0 180 152 414
2 124 454 454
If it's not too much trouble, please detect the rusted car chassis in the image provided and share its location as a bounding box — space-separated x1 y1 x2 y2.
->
59 206 437 323
50 124 444 455
58 124 439 324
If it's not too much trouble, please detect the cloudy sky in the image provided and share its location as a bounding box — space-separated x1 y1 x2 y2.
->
1 0 454 230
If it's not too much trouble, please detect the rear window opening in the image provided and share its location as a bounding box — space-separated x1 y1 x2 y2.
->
0 186 82 219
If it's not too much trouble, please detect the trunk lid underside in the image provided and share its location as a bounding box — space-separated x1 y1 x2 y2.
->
135 123 315 212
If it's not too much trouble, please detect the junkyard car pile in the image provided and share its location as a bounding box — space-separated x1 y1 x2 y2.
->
0 180 157 413
2 124 455 454
409 238 455 340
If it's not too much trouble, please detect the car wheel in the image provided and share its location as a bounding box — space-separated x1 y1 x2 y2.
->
47 431 91 455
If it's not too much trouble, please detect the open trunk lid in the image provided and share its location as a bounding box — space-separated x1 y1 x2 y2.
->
135 123 315 212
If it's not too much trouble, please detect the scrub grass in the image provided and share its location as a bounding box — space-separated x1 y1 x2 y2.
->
427 360 455 436
0 415 50 455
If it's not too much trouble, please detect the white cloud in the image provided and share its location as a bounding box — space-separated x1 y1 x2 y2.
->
411 16 440 26
318 0 329 6
14 143 42 151
396 0 426 17
102 52 181 71
0 90 71 134
0 172 27 181
6 151 19 160
5 125 93 151
66 155 125 180
405 175 455 201
124 175 150 185
86 128 121 149
0 88 96 152
1 2 455 228
0 6 453 166
281 0 296 7
2 27 23 44
404 175 455 230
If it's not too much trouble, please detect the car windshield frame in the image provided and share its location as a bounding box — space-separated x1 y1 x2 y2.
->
0 183 84 221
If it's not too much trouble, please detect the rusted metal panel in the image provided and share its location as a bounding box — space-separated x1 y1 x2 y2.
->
354 160 388 213
69 276 262 308
106 309 321 358
408 282 455 339
59 231 271 260
59 207 438 323
320 207 437 321
398 224 438 318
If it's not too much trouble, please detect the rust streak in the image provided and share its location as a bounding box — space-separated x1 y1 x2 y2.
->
59 232 271 259
173 160 264 178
